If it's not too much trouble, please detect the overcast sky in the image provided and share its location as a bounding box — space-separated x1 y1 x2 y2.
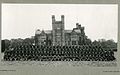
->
2 4 118 42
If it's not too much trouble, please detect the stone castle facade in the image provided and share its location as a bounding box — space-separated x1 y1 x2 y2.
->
35 15 91 46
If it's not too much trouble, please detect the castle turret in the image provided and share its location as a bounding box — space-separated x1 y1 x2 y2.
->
52 15 55 24
61 15 65 46
52 15 55 45
61 15 64 24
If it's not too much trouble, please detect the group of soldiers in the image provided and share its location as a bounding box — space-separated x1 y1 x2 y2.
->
3 44 116 61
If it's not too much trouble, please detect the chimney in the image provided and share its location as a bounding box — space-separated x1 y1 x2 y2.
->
76 23 79 28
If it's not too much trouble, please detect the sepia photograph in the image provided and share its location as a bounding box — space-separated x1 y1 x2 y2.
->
0 4 118 67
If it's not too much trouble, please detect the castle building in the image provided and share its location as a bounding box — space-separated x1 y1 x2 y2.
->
35 15 91 46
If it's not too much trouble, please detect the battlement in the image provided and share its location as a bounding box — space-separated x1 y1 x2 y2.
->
52 15 64 24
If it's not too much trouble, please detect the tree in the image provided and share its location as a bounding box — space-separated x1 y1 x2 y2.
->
94 39 117 49
23 38 34 45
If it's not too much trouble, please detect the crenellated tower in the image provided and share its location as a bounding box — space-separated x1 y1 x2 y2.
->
52 15 65 46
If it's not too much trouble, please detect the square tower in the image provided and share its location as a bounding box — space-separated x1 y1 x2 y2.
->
52 15 65 46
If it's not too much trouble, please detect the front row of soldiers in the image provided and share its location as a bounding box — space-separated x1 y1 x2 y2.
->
3 44 116 61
